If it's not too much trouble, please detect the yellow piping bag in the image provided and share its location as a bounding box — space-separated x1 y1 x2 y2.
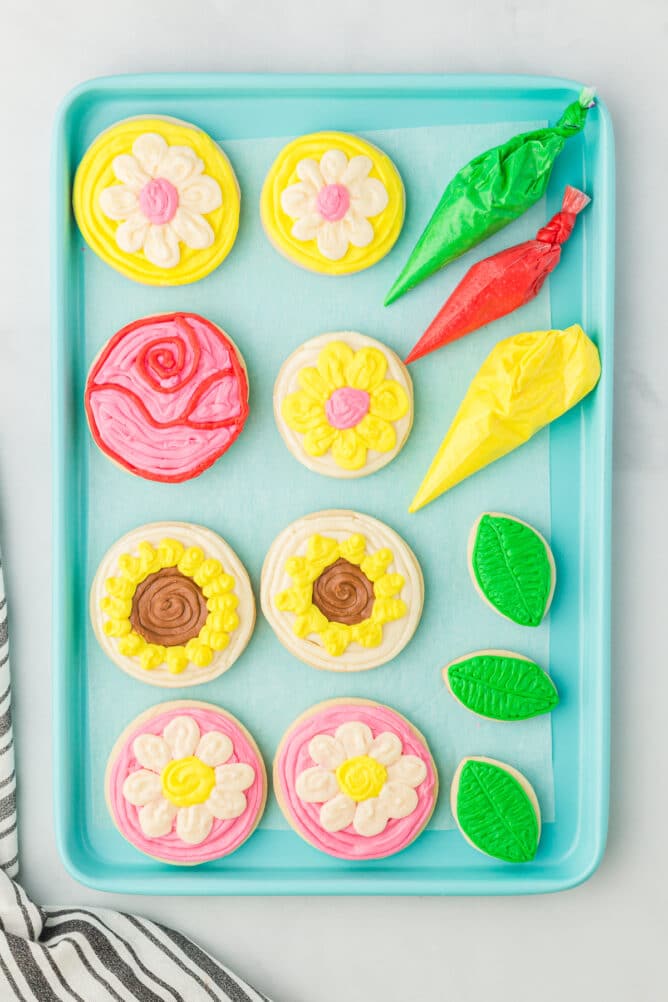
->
409 324 601 512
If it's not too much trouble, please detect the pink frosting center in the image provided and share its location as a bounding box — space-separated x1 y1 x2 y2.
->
316 183 350 222
325 387 370 430
139 178 179 224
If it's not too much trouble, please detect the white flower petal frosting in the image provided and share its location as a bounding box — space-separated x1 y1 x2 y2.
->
108 702 267 865
74 117 241 286
98 132 222 269
121 714 255 845
274 700 437 861
280 150 389 261
261 131 404 276
295 721 426 838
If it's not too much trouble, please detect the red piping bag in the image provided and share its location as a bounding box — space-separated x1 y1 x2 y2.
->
405 186 591 364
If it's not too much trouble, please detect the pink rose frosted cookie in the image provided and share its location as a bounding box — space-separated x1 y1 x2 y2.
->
106 701 267 865
85 312 249 483
274 699 437 860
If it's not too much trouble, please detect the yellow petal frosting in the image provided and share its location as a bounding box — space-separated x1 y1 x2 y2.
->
337 534 367 565
331 429 367 470
281 392 326 433
374 573 405 598
321 624 352 656
345 347 387 391
351 621 384 648
360 549 393 582
297 366 330 402
355 414 396 453
303 422 338 457
306 534 340 569
370 380 410 422
317 342 354 390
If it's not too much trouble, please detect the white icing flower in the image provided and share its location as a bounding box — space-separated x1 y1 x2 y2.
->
280 151 389 261
99 133 223 268
122 715 254 844
295 721 426 837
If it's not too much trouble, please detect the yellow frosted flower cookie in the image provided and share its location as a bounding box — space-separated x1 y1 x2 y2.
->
260 132 404 275
274 332 413 478
73 116 240 285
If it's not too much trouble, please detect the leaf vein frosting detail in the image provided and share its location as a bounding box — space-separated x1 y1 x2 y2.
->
446 652 558 720
471 515 553 627
471 769 533 858
455 759 539 863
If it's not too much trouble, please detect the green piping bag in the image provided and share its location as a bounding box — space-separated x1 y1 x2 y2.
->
385 88 595 305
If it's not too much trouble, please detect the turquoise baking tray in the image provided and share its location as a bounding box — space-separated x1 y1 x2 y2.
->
52 73 614 895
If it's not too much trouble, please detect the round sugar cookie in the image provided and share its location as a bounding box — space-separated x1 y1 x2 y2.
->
260 131 404 275
260 509 423 672
468 513 556 627
85 312 250 483
451 756 541 863
106 700 267 865
91 522 255 688
73 115 240 285
274 698 437 860
274 332 413 478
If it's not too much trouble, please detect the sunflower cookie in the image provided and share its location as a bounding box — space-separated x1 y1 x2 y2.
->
275 332 413 477
260 132 404 274
85 312 249 483
451 757 541 863
106 701 267 865
274 699 437 860
73 116 240 285
468 513 556 627
91 522 255 687
260 510 423 671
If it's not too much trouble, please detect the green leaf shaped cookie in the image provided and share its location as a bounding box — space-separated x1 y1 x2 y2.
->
468 513 555 626
444 650 559 721
452 757 541 863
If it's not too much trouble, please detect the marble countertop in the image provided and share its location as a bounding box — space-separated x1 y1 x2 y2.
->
1 0 665 998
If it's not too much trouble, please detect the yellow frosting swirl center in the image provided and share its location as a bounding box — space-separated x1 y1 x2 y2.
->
161 756 216 807
335 755 387 802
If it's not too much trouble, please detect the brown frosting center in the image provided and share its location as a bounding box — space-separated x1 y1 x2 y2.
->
311 558 375 626
130 567 208 646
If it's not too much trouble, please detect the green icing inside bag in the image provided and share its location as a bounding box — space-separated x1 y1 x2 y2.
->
385 88 595 304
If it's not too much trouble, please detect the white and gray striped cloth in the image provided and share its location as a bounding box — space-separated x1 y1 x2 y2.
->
0 552 273 1002
0 556 17 880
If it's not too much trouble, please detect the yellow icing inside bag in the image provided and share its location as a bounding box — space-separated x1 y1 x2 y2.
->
409 324 601 511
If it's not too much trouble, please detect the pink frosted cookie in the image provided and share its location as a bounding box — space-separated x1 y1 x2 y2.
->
85 312 249 483
274 699 437 860
106 701 267 865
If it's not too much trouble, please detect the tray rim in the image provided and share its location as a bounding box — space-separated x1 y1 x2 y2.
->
51 71 614 896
